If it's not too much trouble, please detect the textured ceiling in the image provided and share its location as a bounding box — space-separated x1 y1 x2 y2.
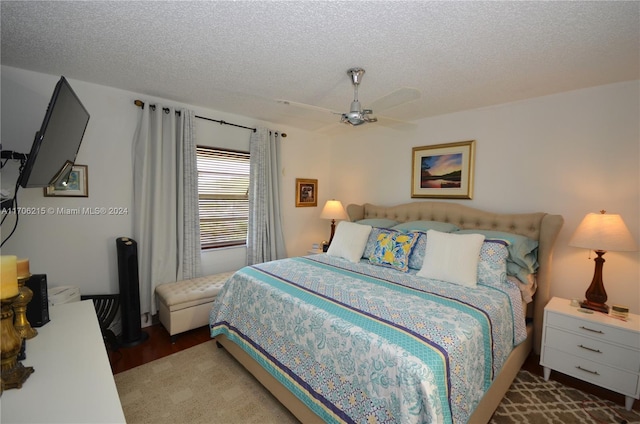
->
2 1 639 133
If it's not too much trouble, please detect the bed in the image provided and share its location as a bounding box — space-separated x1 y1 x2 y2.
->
210 201 563 423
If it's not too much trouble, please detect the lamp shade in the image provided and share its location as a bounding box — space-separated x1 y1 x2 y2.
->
569 211 637 252
320 200 349 220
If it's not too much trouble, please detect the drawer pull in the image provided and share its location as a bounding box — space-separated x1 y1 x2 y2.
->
578 344 602 353
579 326 604 334
576 365 600 375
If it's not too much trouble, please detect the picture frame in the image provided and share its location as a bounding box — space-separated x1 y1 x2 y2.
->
411 140 475 199
43 164 89 197
295 178 318 207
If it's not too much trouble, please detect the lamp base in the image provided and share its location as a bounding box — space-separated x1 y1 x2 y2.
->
1 361 34 390
579 300 609 314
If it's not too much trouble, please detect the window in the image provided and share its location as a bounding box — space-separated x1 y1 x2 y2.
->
196 146 250 249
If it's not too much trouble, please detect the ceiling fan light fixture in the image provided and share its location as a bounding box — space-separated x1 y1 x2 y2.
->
341 114 365 125
339 67 378 126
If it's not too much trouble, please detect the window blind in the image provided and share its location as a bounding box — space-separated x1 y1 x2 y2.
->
196 146 250 249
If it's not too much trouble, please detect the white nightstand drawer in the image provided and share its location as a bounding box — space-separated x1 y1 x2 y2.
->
545 327 640 372
546 310 639 349
543 346 639 396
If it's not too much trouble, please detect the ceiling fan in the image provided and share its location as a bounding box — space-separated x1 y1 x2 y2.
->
276 67 420 130
340 67 377 126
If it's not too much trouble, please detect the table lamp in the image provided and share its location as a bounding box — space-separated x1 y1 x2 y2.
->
569 210 638 313
320 200 349 245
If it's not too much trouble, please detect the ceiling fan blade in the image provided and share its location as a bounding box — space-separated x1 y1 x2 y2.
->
374 115 417 130
276 99 341 115
370 87 420 112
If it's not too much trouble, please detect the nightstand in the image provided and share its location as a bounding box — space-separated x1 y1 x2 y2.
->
540 296 640 410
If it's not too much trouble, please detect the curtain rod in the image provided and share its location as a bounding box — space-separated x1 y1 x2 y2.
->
133 100 257 133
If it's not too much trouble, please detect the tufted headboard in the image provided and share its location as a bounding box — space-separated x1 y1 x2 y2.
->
347 201 564 355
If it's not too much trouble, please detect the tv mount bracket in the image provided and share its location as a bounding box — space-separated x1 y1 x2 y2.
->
1 150 29 212
1 150 28 161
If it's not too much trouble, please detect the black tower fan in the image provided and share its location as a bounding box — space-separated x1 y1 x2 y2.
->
116 237 148 347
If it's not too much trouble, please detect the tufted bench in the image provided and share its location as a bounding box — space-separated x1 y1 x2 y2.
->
155 271 235 342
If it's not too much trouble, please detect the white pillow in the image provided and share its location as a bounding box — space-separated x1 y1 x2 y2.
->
326 221 372 262
417 230 485 287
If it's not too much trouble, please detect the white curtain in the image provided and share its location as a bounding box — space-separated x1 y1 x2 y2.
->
133 104 201 316
247 127 287 265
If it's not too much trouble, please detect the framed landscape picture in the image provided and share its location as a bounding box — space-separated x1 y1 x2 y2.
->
44 164 89 197
411 140 475 199
295 178 317 207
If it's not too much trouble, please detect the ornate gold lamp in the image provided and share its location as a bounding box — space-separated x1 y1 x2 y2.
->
1 255 34 390
569 210 638 313
320 200 349 245
13 258 37 340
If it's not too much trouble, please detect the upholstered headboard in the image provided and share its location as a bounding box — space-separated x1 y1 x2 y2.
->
346 201 564 355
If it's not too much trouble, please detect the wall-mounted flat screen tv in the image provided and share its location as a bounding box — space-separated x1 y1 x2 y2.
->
18 76 90 188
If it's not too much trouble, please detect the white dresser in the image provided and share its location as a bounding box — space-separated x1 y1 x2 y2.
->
540 296 640 410
1 300 126 423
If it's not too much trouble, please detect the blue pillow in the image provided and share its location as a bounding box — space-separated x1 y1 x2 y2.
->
363 227 399 258
368 229 418 272
355 218 399 228
392 220 459 233
477 239 509 286
407 231 427 270
454 229 539 274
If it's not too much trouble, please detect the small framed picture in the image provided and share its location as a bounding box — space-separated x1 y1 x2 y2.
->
44 164 89 197
411 140 475 199
295 178 317 207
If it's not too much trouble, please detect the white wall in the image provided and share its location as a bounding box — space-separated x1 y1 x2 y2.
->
329 81 640 312
1 66 330 296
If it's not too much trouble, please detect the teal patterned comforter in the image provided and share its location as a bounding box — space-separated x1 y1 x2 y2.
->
210 255 526 424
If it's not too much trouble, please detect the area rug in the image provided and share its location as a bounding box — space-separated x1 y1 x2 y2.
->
114 340 640 424
490 370 640 424
114 340 298 424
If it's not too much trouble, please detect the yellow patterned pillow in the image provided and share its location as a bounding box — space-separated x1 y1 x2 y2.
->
368 229 418 272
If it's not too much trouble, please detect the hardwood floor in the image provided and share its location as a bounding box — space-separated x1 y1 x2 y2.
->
108 323 211 375
108 324 639 412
